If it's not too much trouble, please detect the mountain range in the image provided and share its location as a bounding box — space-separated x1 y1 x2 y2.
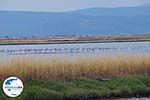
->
0 6 150 38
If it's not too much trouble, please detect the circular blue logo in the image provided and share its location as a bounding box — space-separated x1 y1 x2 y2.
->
3 77 24 97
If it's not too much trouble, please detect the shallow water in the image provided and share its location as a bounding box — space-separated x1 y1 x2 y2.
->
0 42 150 60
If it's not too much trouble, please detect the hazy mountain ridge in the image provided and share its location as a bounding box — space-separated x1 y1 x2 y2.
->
0 7 150 38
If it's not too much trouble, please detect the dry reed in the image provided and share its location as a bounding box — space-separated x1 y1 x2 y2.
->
0 55 150 81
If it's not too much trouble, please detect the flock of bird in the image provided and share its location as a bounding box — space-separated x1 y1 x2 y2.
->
0 46 146 55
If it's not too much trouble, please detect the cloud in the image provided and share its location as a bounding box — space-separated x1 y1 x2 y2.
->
0 0 150 12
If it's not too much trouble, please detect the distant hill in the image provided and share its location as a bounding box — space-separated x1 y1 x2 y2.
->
0 7 150 38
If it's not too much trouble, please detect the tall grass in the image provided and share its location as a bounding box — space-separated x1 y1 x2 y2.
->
0 55 150 81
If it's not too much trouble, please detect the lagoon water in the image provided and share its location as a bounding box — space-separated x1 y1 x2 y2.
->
0 42 150 60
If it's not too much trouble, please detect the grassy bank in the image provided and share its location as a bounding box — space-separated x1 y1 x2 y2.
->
0 55 150 81
0 77 150 100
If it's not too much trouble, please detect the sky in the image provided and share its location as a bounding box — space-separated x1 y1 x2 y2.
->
0 0 150 12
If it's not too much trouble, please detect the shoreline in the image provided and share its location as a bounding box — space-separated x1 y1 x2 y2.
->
0 35 150 45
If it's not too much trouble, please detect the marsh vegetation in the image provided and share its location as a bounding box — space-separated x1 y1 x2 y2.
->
0 55 150 81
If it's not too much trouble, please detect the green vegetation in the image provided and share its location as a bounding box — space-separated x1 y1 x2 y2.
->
0 77 150 100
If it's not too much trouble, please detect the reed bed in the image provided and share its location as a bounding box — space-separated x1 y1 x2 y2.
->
0 55 150 81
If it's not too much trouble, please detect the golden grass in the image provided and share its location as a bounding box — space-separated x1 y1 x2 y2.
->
0 55 150 81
